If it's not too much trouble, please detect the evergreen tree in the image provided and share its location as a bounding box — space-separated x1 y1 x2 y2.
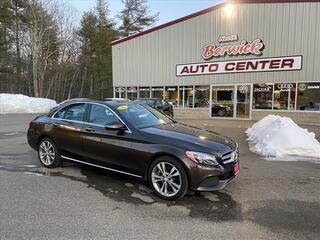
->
78 11 98 97
117 0 159 37
0 0 27 93
94 0 118 98
77 0 118 99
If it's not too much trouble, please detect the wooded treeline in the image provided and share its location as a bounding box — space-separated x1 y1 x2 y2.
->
0 0 158 102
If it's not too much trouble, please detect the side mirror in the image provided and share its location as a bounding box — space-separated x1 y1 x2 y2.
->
105 122 126 131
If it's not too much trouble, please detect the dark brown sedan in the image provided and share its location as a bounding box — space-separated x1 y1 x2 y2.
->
27 99 239 200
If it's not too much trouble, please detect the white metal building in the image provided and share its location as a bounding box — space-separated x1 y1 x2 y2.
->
112 0 320 124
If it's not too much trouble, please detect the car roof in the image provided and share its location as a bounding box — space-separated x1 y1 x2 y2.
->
105 98 131 101
135 98 162 101
48 98 137 116
54 98 133 109
105 100 133 105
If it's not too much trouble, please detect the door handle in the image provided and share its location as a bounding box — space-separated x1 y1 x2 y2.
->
85 127 95 132
52 123 60 127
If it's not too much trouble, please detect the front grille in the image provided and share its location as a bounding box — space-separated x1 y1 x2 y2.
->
221 149 239 165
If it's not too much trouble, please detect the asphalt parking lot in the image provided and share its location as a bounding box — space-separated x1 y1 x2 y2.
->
1 114 320 240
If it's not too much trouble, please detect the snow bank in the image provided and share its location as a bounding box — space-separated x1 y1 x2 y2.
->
0 94 57 113
246 115 320 159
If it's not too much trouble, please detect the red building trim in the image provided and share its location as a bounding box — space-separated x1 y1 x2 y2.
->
112 0 320 46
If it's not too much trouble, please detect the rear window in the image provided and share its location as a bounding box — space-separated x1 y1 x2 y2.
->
53 103 86 121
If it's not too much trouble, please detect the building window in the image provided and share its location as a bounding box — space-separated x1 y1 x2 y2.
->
151 86 164 98
127 86 137 100
211 86 234 117
179 86 194 108
115 87 126 98
273 83 296 110
139 87 150 98
253 84 273 109
164 86 178 107
297 82 320 111
194 85 209 108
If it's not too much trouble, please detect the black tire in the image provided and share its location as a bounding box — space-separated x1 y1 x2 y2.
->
148 156 188 200
38 138 61 168
218 109 225 117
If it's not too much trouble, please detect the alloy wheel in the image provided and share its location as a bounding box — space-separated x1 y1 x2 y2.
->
39 141 55 166
151 162 182 197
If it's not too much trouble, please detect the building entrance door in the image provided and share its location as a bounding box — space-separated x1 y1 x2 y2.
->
211 84 252 119
236 85 251 119
211 86 234 118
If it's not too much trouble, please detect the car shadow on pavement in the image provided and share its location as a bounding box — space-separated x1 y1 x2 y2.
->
79 165 243 222
0 161 243 222
2 161 320 233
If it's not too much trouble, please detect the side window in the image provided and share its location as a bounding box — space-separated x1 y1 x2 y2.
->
53 107 67 119
64 103 86 121
88 104 119 126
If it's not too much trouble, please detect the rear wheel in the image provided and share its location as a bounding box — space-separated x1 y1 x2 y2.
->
149 156 188 200
38 138 61 168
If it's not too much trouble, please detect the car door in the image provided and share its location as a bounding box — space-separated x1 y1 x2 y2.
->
50 103 87 158
81 103 142 176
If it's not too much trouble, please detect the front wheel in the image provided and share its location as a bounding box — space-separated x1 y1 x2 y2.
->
38 138 61 168
149 156 188 200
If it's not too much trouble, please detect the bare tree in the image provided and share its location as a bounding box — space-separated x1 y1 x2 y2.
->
26 0 59 97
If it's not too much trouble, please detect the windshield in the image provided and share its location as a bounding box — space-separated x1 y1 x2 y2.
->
116 103 173 129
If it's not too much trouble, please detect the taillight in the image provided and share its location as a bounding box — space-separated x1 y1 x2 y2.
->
29 121 34 129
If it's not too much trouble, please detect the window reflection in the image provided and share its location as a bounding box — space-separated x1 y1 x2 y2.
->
195 85 210 108
151 86 164 98
179 86 194 108
273 83 296 110
127 87 137 100
297 83 320 111
164 86 178 107
115 87 126 98
253 84 273 109
139 87 150 99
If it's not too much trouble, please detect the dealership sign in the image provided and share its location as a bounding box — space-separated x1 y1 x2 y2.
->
177 35 302 76
176 56 302 77
202 37 264 60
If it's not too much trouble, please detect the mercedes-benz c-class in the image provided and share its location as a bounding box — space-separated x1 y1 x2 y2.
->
27 99 239 200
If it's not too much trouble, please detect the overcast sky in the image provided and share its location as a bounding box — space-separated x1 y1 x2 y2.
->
64 0 224 27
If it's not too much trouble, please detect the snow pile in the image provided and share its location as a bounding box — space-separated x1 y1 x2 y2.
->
0 93 57 113
246 115 320 159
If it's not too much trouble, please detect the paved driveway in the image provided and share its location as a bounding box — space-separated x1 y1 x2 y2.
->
0 114 319 240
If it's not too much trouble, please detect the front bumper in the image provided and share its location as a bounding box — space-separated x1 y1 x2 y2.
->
188 158 239 191
195 173 238 191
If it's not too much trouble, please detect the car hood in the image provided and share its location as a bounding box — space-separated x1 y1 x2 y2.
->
140 123 236 154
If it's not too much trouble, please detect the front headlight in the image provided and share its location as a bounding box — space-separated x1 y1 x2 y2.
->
185 151 219 166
